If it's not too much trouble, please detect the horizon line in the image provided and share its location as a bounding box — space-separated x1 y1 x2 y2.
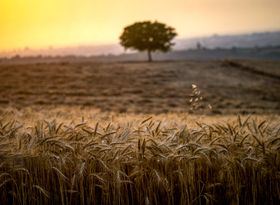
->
1 29 280 54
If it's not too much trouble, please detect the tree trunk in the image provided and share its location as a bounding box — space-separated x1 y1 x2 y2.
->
147 50 152 62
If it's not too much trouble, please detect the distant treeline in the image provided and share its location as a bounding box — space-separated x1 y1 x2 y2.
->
107 45 280 61
1 45 280 63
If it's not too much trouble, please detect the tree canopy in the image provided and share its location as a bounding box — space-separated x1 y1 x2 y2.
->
119 21 177 62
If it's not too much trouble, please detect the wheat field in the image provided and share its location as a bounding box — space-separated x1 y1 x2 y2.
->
0 107 279 205
1 60 280 204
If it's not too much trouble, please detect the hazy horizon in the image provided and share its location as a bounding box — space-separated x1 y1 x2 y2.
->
1 0 280 52
1 30 280 59
1 29 280 53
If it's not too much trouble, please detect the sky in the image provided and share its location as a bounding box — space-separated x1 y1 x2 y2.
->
1 0 280 51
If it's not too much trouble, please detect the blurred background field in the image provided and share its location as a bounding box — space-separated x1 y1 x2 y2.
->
0 59 280 115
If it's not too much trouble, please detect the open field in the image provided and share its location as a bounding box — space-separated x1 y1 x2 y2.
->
0 59 280 204
0 59 280 114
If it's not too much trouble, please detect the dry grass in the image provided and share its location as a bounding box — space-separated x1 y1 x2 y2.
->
1 60 280 114
0 107 279 204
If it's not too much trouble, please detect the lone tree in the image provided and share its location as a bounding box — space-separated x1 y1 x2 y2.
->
119 21 177 62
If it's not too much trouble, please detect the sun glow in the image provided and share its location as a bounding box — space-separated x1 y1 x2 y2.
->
1 0 280 51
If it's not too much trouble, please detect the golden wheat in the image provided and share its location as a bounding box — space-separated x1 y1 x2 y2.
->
0 109 279 204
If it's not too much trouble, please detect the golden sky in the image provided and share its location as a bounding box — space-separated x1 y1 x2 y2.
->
1 0 280 51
